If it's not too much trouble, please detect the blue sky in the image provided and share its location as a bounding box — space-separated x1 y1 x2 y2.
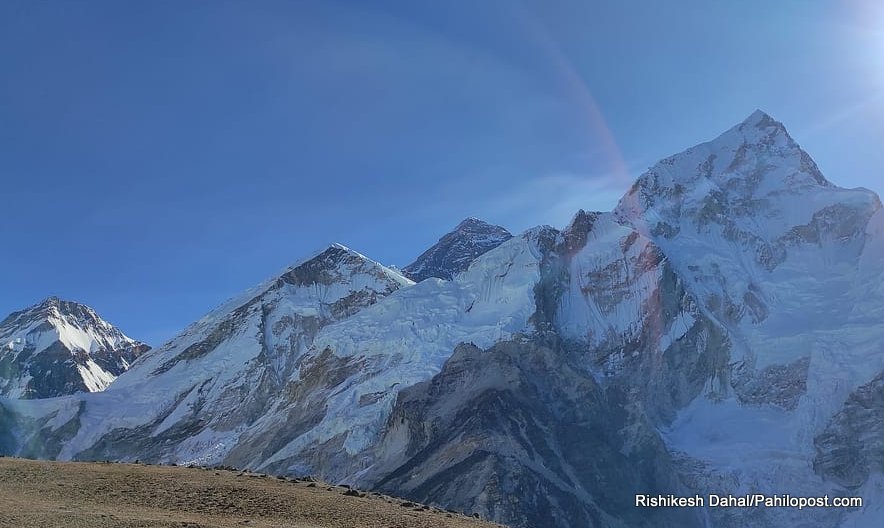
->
2 0 883 345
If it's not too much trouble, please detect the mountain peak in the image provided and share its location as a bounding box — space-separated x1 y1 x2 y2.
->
725 108 793 145
40 295 61 306
314 242 363 264
33 296 91 316
276 242 411 290
614 111 879 276
0 298 149 398
454 217 495 230
565 209 601 232
283 243 376 275
742 108 776 127
616 111 833 224
21 297 116 330
403 218 513 281
312 242 382 263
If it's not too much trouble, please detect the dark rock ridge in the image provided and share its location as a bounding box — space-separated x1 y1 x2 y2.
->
403 218 512 281
814 371 884 489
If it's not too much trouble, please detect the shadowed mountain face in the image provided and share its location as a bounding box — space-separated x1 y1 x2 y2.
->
403 218 512 281
367 338 705 528
3 111 884 527
0 297 149 399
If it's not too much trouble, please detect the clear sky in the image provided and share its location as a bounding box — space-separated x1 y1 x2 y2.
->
2 0 883 345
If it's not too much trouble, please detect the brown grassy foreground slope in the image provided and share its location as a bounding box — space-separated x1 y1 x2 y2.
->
0 457 505 528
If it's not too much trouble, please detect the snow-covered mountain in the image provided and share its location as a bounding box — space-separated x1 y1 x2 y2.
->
613 109 884 528
3 111 884 527
403 217 512 281
0 297 149 399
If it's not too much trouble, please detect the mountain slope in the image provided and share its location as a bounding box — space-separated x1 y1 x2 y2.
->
57 243 416 465
403 218 512 281
0 297 149 399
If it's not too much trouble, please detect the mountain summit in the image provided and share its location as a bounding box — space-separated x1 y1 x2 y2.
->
403 218 512 281
0 297 149 399
615 109 838 235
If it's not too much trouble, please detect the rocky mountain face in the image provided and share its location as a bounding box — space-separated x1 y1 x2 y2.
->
3 111 884 527
0 297 149 399
403 217 512 281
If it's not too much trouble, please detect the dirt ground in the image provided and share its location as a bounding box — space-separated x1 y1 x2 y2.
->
0 457 504 528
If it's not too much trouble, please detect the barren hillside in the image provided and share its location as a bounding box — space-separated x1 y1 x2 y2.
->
0 457 504 528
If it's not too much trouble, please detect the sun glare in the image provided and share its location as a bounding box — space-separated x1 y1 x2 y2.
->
851 1 884 89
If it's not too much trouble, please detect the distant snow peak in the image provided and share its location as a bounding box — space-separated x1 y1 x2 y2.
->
277 242 412 291
39 295 61 307
0 297 149 399
454 217 499 231
743 108 784 130
403 217 513 281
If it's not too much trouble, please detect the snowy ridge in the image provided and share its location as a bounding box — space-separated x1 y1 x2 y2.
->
110 243 412 391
